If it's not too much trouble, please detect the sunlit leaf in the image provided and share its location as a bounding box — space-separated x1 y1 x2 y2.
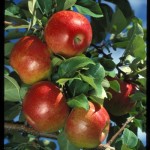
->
122 128 138 148
131 36 146 60
64 0 77 10
121 144 132 150
80 73 97 90
58 55 95 78
109 80 120 93
28 0 37 14
4 75 21 102
5 24 29 30
57 77 81 87
67 94 89 110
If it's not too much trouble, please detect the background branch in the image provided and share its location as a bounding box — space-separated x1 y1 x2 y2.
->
4 122 58 139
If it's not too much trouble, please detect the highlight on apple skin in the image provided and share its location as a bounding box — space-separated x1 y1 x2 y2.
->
10 36 51 85
65 101 110 148
22 81 70 133
44 10 92 57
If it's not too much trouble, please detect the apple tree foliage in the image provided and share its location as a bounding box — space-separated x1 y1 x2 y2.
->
4 0 146 150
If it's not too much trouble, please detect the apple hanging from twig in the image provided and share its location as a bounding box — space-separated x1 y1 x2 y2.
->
44 10 92 57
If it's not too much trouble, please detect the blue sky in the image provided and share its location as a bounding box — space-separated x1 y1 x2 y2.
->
5 0 147 149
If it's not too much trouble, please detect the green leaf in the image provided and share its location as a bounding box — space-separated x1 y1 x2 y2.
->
82 63 106 101
5 24 29 30
113 41 129 49
5 10 18 17
136 78 146 88
4 102 21 121
84 63 105 83
5 2 20 15
128 23 144 39
101 79 110 88
58 131 80 150
4 67 10 75
64 0 77 10
37 0 52 16
110 7 127 34
19 84 30 99
90 85 107 105
17 0 28 9
68 79 91 96
56 0 66 11
104 0 134 22
109 80 120 93
91 4 113 43
138 68 146 77
99 58 116 71
5 14 29 25
130 36 146 60
5 43 14 57
28 0 37 28
67 94 89 110
28 0 37 14
121 144 132 150
5 30 31 41
57 77 81 87
4 75 21 102
18 111 26 122
75 0 103 18
133 118 143 130
10 131 29 144
105 70 116 78
80 73 97 90
130 91 146 103
136 139 146 150
58 55 95 78
51 56 63 68
74 5 102 18
125 23 145 57
122 128 138 148
5 58 10 65
91 17 106 43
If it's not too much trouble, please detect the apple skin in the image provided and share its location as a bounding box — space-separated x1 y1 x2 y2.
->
10 36 51 85
22 81 70 133
44 10 92 57
65 101 110 148
104 77 137 116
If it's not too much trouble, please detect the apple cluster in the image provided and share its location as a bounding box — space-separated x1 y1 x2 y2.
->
9 10 136 148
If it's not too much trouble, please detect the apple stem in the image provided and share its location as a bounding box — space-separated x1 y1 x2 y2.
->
74 35 82 45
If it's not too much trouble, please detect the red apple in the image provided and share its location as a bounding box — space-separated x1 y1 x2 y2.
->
65 101 110 148
22 81 70 133
104 77 136 116
44 10 92 57
10 36 51 85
